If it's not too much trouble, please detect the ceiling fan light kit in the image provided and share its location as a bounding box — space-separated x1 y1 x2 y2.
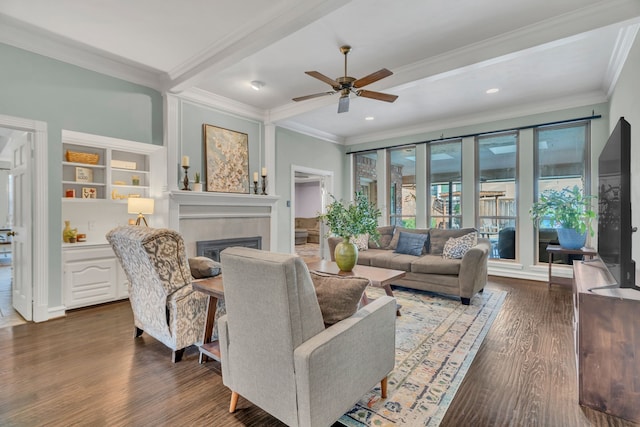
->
293 45 398 113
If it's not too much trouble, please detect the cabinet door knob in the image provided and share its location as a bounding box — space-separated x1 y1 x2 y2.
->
6 231 15 237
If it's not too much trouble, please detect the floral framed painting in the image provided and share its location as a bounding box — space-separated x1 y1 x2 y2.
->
203 124 249 193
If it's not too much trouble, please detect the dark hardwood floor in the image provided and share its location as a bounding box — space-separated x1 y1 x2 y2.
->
0 277 637 426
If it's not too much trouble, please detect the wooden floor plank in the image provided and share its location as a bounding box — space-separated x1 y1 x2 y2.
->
0 276 636 426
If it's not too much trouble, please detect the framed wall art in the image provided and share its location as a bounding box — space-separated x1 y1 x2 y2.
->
203 124 249 193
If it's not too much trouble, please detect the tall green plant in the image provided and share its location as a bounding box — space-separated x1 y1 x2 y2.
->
321 191 381 242
529 185 596 236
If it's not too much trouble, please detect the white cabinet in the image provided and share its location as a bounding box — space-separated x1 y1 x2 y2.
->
63 244 127 309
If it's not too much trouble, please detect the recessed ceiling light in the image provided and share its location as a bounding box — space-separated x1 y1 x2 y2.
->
365 116 375 121
486 88 499 94
250 80 265 91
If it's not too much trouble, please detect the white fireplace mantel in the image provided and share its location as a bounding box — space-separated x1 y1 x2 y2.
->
167 190 280 251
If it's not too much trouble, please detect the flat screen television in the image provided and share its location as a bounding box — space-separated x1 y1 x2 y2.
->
597 117 638 290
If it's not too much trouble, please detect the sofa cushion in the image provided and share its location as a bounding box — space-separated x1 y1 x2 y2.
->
310 271 370 326
188 256 222 279
410 254 462 275
394 232 429 256
442 232 478 259
429 228 477 255
388 227 430 251
370 252 418 271
369 225 395 249
356 249 390 266
350 234 369 251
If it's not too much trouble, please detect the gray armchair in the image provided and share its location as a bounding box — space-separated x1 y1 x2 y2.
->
219 247 396 427
106 226 208 362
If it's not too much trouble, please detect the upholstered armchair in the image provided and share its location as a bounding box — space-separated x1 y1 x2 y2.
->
219 247 396 427
106 226 208 362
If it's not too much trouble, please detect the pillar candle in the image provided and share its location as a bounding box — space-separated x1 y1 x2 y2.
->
181 155 189 167
253 172 258 182
261 167 267 176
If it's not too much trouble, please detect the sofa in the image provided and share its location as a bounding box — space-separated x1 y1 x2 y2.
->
328 226 490 304
295 217 320 243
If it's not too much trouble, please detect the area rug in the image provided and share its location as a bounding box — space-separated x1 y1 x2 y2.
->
339 286 506 427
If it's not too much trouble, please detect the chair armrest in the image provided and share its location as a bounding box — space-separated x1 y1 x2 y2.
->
293 296 396 427
459 238 490 297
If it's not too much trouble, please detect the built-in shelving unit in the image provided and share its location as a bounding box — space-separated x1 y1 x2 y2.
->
61 130 165 310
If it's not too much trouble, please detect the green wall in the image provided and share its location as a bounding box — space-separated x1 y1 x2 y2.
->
178 100 263 188
275 127 347 253
0 43 163 309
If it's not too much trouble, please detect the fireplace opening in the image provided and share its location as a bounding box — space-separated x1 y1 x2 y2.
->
196 236 262 262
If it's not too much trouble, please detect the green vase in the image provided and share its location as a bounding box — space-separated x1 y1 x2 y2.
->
335 237 358 272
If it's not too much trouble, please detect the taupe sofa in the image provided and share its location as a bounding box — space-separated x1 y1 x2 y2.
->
295 217 320 243
328 226 490 304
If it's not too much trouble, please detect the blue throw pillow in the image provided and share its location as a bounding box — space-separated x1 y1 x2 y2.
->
394 232 429 256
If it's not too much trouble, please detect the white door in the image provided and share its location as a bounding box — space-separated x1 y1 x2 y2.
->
10 131 32 321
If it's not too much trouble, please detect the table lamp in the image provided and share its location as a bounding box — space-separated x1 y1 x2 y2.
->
127 197 154 226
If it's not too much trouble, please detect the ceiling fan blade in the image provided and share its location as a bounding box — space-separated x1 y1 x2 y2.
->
337 96 350 113
357 89 398 103
353 68 393 88
305 71 340 89
292 91 335 102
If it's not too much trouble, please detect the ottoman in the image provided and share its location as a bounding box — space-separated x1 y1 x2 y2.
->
295 229 308 245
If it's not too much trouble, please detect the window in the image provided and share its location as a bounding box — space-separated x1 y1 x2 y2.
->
477 132 518 260
428 140 462 229
354 152 378 208
388 147 416 228
534 122 589 264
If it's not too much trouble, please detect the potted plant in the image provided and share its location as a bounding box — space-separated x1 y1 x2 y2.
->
529 185 596 249
320 191 381 271
193 172 203 192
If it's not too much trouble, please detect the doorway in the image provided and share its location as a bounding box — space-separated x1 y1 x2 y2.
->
0 114 49 324
0 132 21 327
291 165 333 262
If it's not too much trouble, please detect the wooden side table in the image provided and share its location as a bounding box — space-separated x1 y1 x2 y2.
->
192 276 224 364
546 244 597 289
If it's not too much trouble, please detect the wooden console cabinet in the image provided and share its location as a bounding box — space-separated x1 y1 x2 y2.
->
573 260 640 423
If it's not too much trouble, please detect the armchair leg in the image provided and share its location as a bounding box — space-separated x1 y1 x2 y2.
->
172 348 185 363
133 326 143 338
229 391 239 413
380 376 388 399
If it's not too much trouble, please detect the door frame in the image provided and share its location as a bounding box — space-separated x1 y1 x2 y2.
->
290 165 333 259
0 114 49 322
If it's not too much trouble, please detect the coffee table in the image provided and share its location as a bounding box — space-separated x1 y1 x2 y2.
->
306 260 405 316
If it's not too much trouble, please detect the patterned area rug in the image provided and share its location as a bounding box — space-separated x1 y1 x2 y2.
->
339 286 506 427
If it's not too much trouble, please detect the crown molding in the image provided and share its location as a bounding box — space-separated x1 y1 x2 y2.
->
604 21 640 96
275 120 344 145
0 14 164 90
177 88 267 122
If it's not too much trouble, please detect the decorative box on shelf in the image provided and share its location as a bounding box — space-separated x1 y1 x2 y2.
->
111 159 137 170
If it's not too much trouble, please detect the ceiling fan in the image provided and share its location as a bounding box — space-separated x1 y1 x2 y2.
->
292 45 398 113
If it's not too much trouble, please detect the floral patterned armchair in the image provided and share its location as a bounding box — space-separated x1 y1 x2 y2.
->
106 226 208 362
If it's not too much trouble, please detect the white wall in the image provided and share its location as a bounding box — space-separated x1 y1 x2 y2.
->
295 181 322 218
609 32 640 268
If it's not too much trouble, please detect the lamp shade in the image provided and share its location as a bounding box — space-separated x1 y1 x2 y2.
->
127 197 154 215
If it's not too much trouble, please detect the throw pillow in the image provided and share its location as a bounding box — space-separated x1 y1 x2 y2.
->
442 232 478 259
188 256 222 279
429 227 477 255
388 227 430 250
310 271 370 326
370 225 395 249
394 232 429 256
349 234 369 251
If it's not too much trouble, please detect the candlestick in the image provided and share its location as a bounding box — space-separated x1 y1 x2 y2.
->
261 175 267 195
253 180 259 195
181 155 190 167
182 165 190 190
